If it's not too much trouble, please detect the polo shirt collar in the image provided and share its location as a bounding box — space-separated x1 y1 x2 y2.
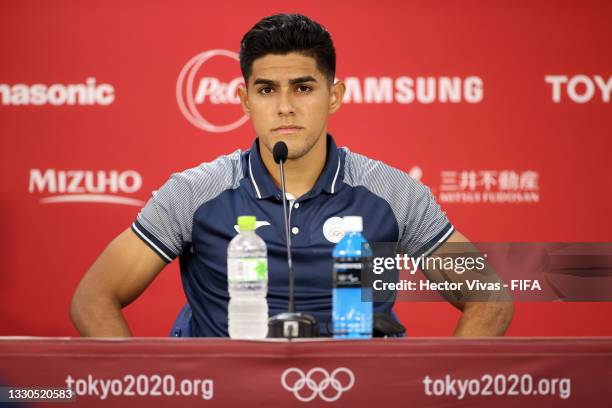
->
247 134 342 200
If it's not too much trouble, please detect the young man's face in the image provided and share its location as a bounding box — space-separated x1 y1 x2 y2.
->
238 52 344 161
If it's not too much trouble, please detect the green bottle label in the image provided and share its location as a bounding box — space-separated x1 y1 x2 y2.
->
228 258 268 282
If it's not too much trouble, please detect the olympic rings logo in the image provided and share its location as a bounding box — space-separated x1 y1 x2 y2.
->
329 230 344 239
281 367 355 402
323 217 345 243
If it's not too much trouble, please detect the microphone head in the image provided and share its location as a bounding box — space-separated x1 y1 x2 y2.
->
273 141 288 164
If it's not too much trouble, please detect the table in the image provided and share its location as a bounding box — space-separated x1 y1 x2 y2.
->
1 337 611 407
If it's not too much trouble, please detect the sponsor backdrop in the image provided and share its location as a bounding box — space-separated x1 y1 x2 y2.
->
0 1 610 336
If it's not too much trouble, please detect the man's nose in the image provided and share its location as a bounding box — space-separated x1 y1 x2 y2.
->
277 88 295 116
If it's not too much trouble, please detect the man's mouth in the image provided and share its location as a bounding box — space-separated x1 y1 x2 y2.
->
273 125 303 135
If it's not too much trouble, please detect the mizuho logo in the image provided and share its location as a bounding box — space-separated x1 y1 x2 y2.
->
29 169 144 206
281 367 355 402
176 49 248 133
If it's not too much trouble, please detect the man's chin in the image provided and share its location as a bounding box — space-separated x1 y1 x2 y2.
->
287 153 307 161
284 146 307 161
265 139 306 158
260 133 321 161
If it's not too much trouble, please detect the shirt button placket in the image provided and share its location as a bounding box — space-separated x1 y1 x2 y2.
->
291 200 303 244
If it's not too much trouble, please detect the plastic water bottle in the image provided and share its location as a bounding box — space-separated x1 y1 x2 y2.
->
332 216 373 339
227 216 268 339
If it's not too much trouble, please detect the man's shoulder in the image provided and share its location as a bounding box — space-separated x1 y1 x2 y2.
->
134 149 248 258
169 149 246 191
150 149 247 212
340 146 420 189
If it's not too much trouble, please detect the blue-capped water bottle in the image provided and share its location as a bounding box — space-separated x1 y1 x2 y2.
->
332 216 373 339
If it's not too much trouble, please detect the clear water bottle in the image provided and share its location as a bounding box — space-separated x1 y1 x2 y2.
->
332 216 373 339
227 215 269 339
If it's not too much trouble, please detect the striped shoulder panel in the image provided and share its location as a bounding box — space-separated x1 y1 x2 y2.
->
341 147 453 256
133 149 244 262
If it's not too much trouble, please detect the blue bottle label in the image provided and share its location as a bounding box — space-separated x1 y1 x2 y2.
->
333 258 363 288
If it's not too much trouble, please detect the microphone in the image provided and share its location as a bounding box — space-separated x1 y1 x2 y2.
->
272 141 288 164
268 141 319 338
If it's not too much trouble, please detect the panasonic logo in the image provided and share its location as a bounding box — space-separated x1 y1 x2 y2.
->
0 78 115 106
29 169 144 206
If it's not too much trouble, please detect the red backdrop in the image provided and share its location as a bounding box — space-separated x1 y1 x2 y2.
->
0 0 610 336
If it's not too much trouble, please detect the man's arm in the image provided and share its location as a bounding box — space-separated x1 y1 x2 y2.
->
425 230 514 337
70 228 167 337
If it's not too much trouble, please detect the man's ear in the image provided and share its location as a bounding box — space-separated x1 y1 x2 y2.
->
237 85 250 117
328 80 345 114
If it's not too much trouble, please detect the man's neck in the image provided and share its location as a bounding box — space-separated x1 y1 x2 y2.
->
260 134 327 199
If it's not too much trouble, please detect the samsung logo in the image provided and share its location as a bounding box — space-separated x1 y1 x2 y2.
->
342 76 484 104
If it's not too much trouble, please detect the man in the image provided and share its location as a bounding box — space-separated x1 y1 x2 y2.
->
70 14 513 337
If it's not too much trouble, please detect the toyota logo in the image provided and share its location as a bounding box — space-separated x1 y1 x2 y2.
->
281 367 355 402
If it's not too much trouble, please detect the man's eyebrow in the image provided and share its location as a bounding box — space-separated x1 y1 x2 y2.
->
252 76 318 86
289 76 317 85
253 78 278 86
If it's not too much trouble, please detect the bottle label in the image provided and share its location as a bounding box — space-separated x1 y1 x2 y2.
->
334 259 363 288
228 258 268 282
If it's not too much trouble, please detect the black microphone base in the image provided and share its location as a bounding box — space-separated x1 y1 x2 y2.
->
268 312 319 338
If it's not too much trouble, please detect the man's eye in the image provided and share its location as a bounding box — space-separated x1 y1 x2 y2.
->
296 85 312 93
258 87 273 95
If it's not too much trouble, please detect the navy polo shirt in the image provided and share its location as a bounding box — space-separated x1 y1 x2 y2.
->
132 135 453 337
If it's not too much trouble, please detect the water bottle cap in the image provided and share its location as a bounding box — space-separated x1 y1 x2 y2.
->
343 216 363 232
237 215 256 231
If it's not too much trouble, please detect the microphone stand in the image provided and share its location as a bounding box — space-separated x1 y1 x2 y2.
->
267 142 319 338
278 160 296 314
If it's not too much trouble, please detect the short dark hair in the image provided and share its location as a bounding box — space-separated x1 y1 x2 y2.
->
239 14 336 84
